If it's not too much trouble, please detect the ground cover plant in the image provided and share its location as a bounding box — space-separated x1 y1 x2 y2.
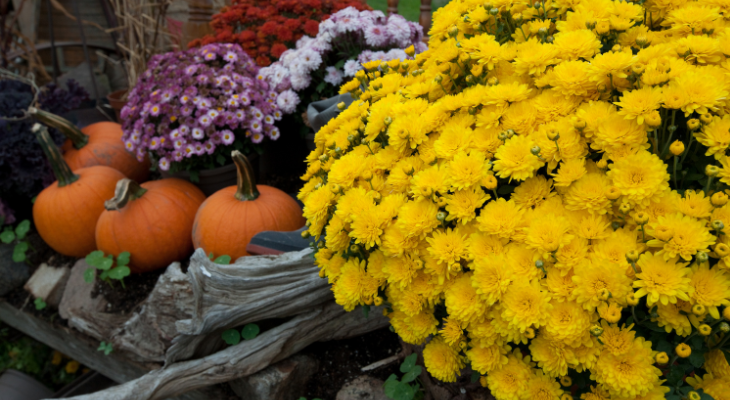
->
299 0 730 399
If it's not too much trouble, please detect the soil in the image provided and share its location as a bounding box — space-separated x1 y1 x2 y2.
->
25 232 77 271
301 327 403 400
3 286 68 326
91 268 165 315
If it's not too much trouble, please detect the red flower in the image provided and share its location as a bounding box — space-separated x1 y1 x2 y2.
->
191 0 371 66
303 19 320 36
271 43 288 58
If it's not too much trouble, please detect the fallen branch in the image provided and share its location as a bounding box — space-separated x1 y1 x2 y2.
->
51 302 388 400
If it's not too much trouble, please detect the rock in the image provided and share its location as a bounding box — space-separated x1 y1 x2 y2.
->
0 244 30 296
111 262 194 362
336 375 389 400
58 259 131 341
228 354 319 400
23 263 70 308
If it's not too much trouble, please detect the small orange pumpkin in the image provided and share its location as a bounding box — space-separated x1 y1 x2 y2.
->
96 178 206 273
31 108 150 182
32 124 125 257
192 150 305 259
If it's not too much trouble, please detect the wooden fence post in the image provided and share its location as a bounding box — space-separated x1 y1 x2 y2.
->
387 0 399 16
419 0 432 38
182 0 213 49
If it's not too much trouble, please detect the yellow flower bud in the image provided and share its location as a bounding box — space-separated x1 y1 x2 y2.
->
626 250 639 262
560 394 572 400
715 243 730 257
590 325 604 336
706 165 720 177
655 352 669 364
699 324 712 336
721 322 730 332
606 186 621 200
547 129 560 141
598 288 611 301
51 351 63 366
374 296 383 306
573 118 587 131
712 192 729 206
688 118 701 131
724 306 730 320
645 111 662 128
633 212 649 225
301 230 311 239
524 327 536 339
627 293 640 306
405 45 416 57
700 113 713 124
688 391 701 400
631 63 645 74
559 376 572 387
675 343 691 358
693 304 707 316
479 376 488 388
595 21 610 35
669 140 685 156
65 360 80 374
482 174 498 190
596 159 608 169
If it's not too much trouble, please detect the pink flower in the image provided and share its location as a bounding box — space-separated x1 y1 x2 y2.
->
192 127 205 139
251 132 264 144
158 157 171 171
221 130 235 145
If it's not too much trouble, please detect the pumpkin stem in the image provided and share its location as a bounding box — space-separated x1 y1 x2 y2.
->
29 106 89 149
105 179 148 211
33 124 80 187
232 150 259 201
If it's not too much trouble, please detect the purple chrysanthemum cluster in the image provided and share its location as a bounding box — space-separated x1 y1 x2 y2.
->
259 7 427 115
121 43 283 172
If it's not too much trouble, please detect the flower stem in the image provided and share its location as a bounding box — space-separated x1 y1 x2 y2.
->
32 124 79 187
232 150 260 201
673 156 678 189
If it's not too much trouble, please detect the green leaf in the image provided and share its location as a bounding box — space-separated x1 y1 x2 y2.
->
241 324 260 340
14 220 30 240
0 230 15 244
99 270 109 281
316 81 326 93
642 321 666 332
214 255 232 265
471 370 480 383
362 304 370 319
689 335 704 350
497 185 514 195
217 154 226 166
698 390 714 400
98 255 114 271
657 340 673 354
335 59 346 69
222 329 241 345
31 196 37 204
86 250 106 268
108 266 131 280
83 268 96 283
401 365 421 383
667 365 685 387
116 252 131 267
12 242 28 262
665 395 681 400
97 341 113 355
34 298 46 310
386 374 399 382
384 380 415 400
190 170 200 183
689 350 705 368
400 353 418 373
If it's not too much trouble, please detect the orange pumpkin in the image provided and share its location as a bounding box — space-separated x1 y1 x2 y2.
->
31 108 150 182
192 151 305 260
96 178 206 273
32 124 125 257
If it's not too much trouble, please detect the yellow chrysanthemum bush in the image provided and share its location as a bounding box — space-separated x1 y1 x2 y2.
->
299 0 730 398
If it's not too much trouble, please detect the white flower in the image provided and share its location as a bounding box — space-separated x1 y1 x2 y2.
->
276 90 300 114
324 66 344 86
386 48 408 61
364 22 389 47
296 36 314 49
386 15 412 47
344 60 362 77
290 73 311 91
318 19 336 36
299 49 323 73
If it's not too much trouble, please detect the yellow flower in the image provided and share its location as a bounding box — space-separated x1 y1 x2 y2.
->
661 4 721 36
705 349 730 378
697 114 730 159
439 317 465 346
423 337 464 383
396 199 440 239
476 198 525 240
302 186 336 237
523 213 574 256
553 158 587 187
634 252 692 306
471 254 512 306
333 258 379 311
51 351 63 366
676 190 713 219
512 175 555 209
493 134 544 182
572 258 633 311
655 352 669 364
388 309 438 345
553 29 602 61
670 69 729 116
597 301 624 323
614 87 663 125
688 263 730 319
427 228 469 267
676 343 692 358
686 374 730 400
564 173 612 215
467 343 510 374
448 151 490 190
501 280 553 332
549 60 597 97
529 332 578 378
513 40 561 76
445 272 488 325
445 187 489 224
65 360 80 374
485 349 534 400
656 300 693 336
411 164 450 199
544 300 595 346
525 371 565 400
592 113 646 154
607 150 670 207
592 337 662 398
349 207 389 250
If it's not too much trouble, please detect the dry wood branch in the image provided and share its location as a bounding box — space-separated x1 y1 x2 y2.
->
52 302 388 400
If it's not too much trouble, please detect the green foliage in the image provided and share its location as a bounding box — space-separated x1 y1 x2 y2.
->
384 354 423 400
367 0 452 22
208 253 232 265
97 341 113 355
34 298 46 311
84 251 131 288
1 219 32 263
221 324 260 345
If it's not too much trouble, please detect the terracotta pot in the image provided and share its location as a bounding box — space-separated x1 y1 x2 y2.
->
160 153 258 197
0 370 54 400
106 89 128 122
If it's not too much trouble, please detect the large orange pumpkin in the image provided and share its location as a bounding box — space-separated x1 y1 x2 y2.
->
32 124 125 258
96 178 206 273
192 151 305 260
32 108 150 182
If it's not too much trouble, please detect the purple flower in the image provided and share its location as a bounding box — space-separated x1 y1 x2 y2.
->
250 107 264 120
221 130 235 145
251 131 264 144
192 127 205 139
179 125 190 136
386 15 412 47
364 23 389 47
198 114 213 128
194 142 206 155
224 51 238 62
268 126 281 141
207 109 220 119
249 120 263 132
173 139 185 149
158 157 171 171
149 104 162 116
149 137 162 150
264 114 275 125
276 90 299 114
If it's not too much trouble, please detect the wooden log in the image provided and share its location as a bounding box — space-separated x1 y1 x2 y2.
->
166 248 332 363
387 0 399 16
53 302 389 400
420 0 433 37
182 0 214 49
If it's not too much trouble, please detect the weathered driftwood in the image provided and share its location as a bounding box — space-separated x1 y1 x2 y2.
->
55 302 389 400
112 262 195 362
166 248 333 363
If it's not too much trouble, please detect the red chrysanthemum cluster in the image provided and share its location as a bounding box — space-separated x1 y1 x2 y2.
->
190 0 371 66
